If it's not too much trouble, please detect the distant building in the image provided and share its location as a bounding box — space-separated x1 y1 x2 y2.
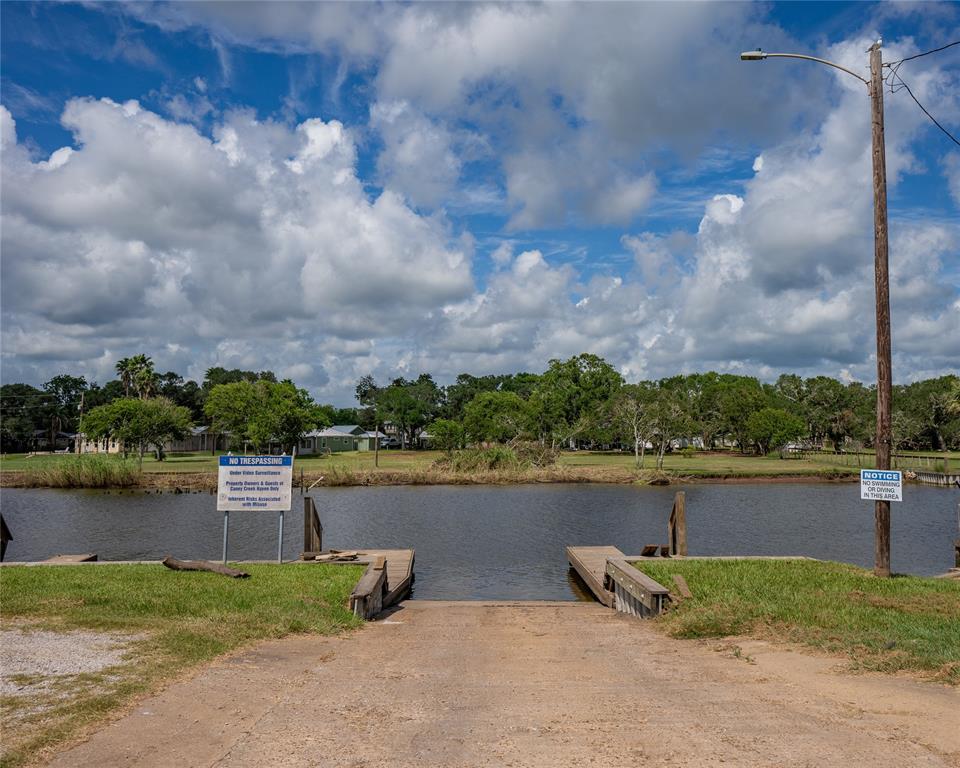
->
75 434 121 454
165 426 227 454
297 425 385 454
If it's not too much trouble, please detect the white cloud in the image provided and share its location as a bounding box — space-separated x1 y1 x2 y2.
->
1 99 473 393
369 100 461 209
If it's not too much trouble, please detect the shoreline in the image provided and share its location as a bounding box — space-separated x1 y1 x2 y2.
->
0 467 860 491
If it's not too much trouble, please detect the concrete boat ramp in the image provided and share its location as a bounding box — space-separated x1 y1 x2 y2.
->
45 600 960 768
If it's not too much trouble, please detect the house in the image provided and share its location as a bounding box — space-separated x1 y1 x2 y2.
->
165 426 228 454
75 434 121 454
297 425 384 454
29 430 75 452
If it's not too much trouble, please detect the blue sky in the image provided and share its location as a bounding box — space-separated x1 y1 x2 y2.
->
1 1 958 404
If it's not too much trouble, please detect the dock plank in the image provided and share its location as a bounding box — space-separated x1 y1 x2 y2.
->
566 546 623 607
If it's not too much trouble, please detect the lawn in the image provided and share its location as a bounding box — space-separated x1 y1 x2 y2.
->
0 450 438 474
0 563 364 767
636 559 960 682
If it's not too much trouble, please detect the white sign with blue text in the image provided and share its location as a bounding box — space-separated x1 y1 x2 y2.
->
217 455 293 512
860 469 902 502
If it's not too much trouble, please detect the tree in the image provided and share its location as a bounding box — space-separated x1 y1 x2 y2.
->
0 383 46 451
204 380 326 453
607 382 657 468
718 376 768 451
650 379 691 469
529 354 624 448
249 381 327 454
746 408 805 457
115 357 135 398
42 375 88 447
375 375 443 448
463 391 531 443
428 419 467 453
83 397 192 468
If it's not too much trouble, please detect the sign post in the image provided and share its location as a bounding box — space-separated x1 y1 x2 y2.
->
217 455 294 564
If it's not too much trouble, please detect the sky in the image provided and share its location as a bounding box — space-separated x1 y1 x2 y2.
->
1 1 958 406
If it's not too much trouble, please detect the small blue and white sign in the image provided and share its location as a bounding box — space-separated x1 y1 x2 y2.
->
860 469 902 502
217 455 293 512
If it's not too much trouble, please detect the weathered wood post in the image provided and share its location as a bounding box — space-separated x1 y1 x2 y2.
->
303 496 322 557
668 491 687 556
0 514 11 562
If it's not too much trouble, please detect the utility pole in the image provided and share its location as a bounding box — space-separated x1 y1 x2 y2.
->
741 40 894 577
76 391 85 455
869 40 892 578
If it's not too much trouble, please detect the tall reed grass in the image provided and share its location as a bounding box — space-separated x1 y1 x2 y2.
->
21 455 142 488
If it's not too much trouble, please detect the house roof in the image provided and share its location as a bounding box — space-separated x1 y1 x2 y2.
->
330 424 366 435
305 428 358 439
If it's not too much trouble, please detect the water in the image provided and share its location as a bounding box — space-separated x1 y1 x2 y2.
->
1 483 956 599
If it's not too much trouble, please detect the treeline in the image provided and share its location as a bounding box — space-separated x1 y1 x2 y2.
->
356 356 959 465
2 353 958 458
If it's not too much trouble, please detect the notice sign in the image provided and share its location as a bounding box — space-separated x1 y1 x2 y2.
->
217 456 293 512
860 469 902 502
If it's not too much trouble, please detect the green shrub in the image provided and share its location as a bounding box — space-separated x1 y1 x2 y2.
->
434 446 523 472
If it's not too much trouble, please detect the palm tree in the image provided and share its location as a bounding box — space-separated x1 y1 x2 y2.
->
130 355 156 399
115 357 135 398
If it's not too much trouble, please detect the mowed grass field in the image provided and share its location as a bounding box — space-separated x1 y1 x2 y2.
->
0 448 907 477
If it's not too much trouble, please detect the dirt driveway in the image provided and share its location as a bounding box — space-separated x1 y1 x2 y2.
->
48 601 958 767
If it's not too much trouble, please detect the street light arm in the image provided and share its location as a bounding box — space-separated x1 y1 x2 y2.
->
741 51 869 87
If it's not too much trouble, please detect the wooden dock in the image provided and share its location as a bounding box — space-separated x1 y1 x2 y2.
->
565 546 623 608
356 549 415 607
566 546 673 617
311 549 414 619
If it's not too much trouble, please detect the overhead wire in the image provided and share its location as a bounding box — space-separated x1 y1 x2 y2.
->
883 42 960 148
884 39 959 67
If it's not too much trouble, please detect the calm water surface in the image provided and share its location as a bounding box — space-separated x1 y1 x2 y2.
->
1 483 956 599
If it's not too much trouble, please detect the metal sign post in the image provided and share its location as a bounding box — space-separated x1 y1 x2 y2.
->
278 509 284 563
222 510 230 565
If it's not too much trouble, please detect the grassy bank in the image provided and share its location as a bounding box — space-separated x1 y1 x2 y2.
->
0 563 363 767
1 450 863 489
636 559 960 683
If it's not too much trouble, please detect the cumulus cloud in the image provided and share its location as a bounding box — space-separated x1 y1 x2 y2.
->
2 10 958 402
1 99 472 389
369 100 462 209
130 2 822 229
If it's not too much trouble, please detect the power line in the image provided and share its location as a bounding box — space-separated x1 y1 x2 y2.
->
885 39 960 67
885 66 960 147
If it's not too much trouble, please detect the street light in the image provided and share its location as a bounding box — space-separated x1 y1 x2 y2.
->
742 41 894 578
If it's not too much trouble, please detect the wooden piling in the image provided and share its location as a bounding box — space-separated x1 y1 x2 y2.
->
302 496 323 557
668 491 687 556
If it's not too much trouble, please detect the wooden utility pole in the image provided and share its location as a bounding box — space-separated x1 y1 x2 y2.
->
870 41 893 578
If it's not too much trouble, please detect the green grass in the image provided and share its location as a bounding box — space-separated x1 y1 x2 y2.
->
0 450 438 474
558 450 859 477
0 563 363 766
635 559 960 682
